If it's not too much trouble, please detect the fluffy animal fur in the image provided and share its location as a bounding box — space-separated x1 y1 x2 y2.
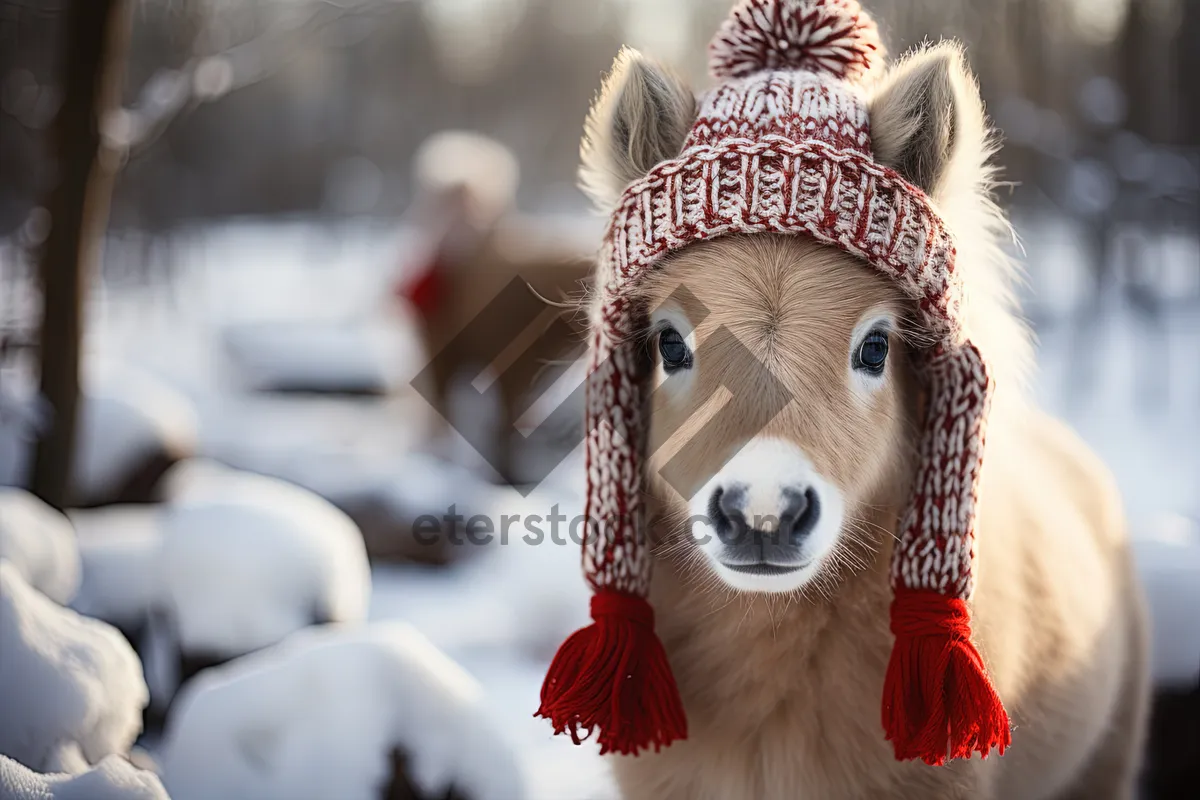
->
578 42 1149 800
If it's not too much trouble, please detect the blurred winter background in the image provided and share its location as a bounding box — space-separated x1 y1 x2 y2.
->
0 0 1198 798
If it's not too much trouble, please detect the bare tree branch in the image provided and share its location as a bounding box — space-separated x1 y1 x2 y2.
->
106 0 404 160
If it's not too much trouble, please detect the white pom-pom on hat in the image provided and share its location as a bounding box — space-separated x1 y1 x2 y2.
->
709 0 884 82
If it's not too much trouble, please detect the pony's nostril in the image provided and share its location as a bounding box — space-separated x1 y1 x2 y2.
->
709 484 749 544
717 484 747 518
780 486 820 544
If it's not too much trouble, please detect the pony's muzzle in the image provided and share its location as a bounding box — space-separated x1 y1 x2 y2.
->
709 483 820 571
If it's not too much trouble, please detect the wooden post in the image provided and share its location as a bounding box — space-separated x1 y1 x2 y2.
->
30 0 131 509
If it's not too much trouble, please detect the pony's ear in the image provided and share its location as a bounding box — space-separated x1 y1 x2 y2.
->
579 47 696 210
868 42 990 201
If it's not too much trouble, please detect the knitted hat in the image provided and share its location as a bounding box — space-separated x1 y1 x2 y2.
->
538 0 1010 766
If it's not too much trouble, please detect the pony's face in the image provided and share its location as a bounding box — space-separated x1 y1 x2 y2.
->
635 234 920 595
578 43 1017 596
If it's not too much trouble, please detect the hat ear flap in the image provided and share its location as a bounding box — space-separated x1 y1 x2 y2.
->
868 42 987 200
579 48 696 211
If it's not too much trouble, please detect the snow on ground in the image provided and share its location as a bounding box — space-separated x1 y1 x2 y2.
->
201 442 496 553
0 562 147 774
0 489 80 605
69 461 375 653
28 217 1194 799
159 460 371 656
452 652 617 800
1132 514 1200 688
0 387 44 489
59 463 614 799
69 506 163 632
363 451 497 527
221 316 421 395
72 359 199 504
159 622 525 800
365 470 618 800
365 557 618 799
0 359 198 503
362 574 616 800
366 457 590 656
68 464 376 714
0 754 168 800
462 481 591 658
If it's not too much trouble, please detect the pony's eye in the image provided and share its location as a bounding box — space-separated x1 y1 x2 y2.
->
658 327 692 372
854 330 889 375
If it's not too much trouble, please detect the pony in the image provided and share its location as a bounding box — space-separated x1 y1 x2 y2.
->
574 40 1150 800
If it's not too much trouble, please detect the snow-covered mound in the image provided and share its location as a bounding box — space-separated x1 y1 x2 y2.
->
366 466 591 658
188 444 497 565
1133 514 1200 688
69 506 163 633
348 451 494 528
0 562 148 773
327 451 501 564
67 466 373 713
0 385 45 488
160 623 524 800
466 485 590 658
160 461 370 656
73 360 199 506
221 318 419 395
0 754 168 800
0 362 195 503
0 489 80 604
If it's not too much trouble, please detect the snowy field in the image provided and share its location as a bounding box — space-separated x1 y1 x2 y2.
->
84 216 1200 528
1 215 1198 798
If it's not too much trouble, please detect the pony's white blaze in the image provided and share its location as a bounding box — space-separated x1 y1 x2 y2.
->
690 436 846 593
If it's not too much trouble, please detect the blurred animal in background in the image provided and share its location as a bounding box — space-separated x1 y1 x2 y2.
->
393 131 592 485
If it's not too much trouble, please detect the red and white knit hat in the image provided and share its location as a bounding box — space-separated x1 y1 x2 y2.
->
538 0 1011 766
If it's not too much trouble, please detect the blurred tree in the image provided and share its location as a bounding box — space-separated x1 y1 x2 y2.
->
1180 0 1200 147
30 0 131 509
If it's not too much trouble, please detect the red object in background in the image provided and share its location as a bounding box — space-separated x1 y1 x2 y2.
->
395 258 445 318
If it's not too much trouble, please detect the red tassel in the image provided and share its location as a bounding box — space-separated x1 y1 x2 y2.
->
536 591 687 756
396 259 444 317
882 588 1011 766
